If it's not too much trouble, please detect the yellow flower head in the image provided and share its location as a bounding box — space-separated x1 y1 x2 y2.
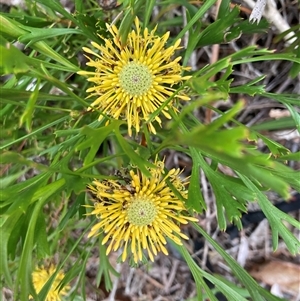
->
86 160 198 263
31 265 70 301
78 17 191 136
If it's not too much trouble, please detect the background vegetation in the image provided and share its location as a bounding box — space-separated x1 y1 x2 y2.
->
1 0 299 300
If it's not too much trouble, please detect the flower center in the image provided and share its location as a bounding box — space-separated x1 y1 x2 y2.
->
119 62 153 96
127 197 157 226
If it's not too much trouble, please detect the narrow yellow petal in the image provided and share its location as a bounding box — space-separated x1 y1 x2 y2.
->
86 158 198 263
77 17 190 136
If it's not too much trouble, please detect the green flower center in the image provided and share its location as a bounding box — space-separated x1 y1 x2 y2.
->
127 198 157 226
119 62 153 96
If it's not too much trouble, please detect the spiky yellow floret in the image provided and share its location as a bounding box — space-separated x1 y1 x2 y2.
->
86 160 198 263
31 265 70 301
78 17 191 136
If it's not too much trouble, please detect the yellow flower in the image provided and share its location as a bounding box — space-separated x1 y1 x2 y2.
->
78 17 191 136
31 265 70 301
86 160 198 263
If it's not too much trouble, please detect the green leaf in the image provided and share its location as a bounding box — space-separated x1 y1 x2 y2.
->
175 0 220 42
189 59 232 94
289 43 300 78
260 163 300 193
167 101 248 159
193 100 245 134
230 76 266 95
114 129 155 176
97 235 120 291
74 12 105 43
184 13 203 67
18 179 65 301
211 176 248 229
255 133 290 157
75 0 84 12
76 124 116 165
19 79 40 131
191 223 266 301
173 242 257 301
211 151 293 198
239 174 300 254
251 116 297 131
63 174 87 197
6 214 28 260
41 222 93 300
119 1 144 45
0 116 70 150
0 209 24 287
58 192 85 231
18 27 82 45
218 0 230 18
232 18 269 35
31 0 77 23
143 0 156 28
187 147 257 228
0 15 78 71
0 88 75 102
0 169 29 189
192 155 255 229
1 173 50 212
0 152 48 174
35 212 50 259
284 102 300 132
197 6 241 47
170 243 209 300
187 148 206 212
261 92 300 106
232 52 300 65
276 152 300 161
167 94 228 133
0 41 30 74
5 13 53 27
178 126 248 158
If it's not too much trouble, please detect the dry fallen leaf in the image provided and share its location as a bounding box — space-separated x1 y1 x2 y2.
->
250 260 300 296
